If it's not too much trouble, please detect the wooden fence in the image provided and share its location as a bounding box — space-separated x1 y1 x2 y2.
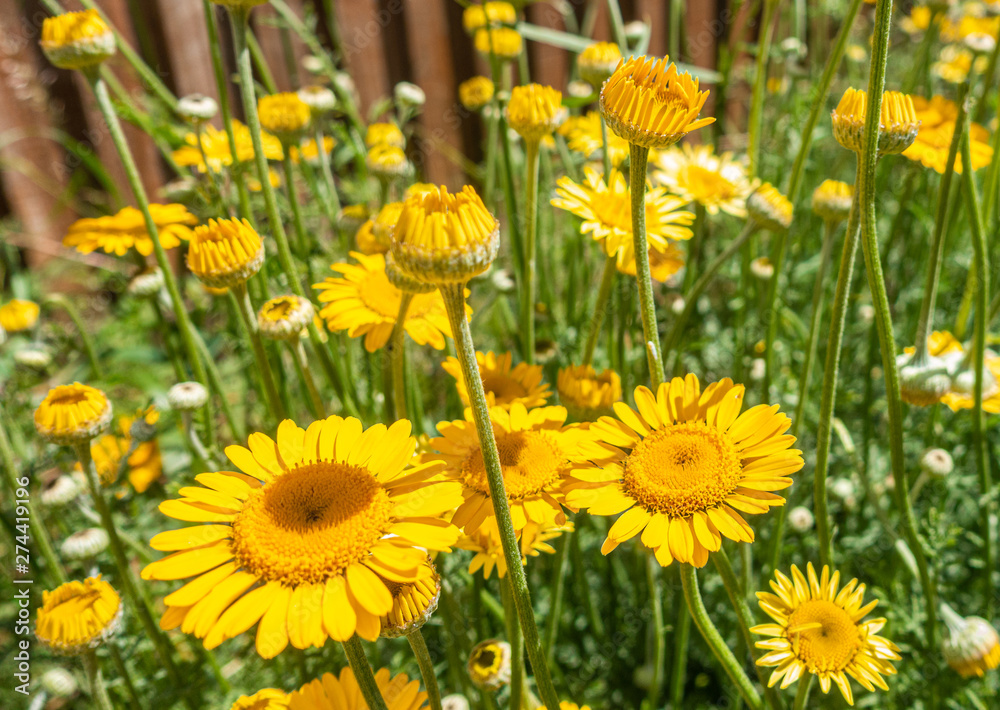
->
0 0 755 268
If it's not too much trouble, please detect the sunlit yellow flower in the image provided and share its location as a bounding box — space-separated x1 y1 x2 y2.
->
313 252 457 352
257 295 315 341
431 403 585 535
442 350 551 410
290 136 336 164
373 201 405 250
904 330 1000 412
40 9 115 70
903 95 993 174
288 667 428 710
247 169 282 192
365 122 405 149
578 41 622 88
85 411 163 493
460 520 571 579
354 219 384 255
0 299 40 332
463 2 517 32
932 45 987 83
459 76 495 111
557 364 622 420
747 183 793 231
229 689 289 710
653 144 753 218
831 88 920 155
474 27 523 60
390 185 499 284
35 576 122 654
379 557 440 637
941 603 1000 678
600 55 714 149
506 83 565 142
173 120 283 174
63 204 197 257
258 92 311 140
143 417 462 657
468 640 511 690
751 563 901 705
567 375 802 567
617 242 684 282
367 144 411 179
557 112 630 167
811 180 853 223
186 218 264 288
35 383 112 445
552 166 694 271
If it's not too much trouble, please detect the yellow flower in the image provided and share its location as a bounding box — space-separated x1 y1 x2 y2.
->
652 144 753 218
257 295 315 341
373 201 405 250
0 299 40 332
390 184 500 284
186 218 265 288
367 144 411 179
338 204 370 233
904 331 1000 412
258 92 311 139
462 2 517 33
313 252 457 352
557 112 630 167
578 41 623 88
229 689 289 710
379 557 440 638
747 183 793 231
903 95 994 174
566 375 802 567
811 180 853 223
557 364 622 420
751 563 901 705
941 603 1000 678
142 417 462 657
468 640 512 690
354 219 384 255
35 383 112 445
932 45 987 84
172 120 283 174
288 668 428 710
35 576 122 654
506 83 565 142
290 136 335 164
831 88 920 155
552 166 694 271
365 122 405 149
85 412 163 493
617 242 684 282
40 9 115 70
247 169 281 192
460 520 571 579
600 55 714 149
430 403 586 535
63 204 197 257
459 76 495 111
442 350 551 409
474 27 523 60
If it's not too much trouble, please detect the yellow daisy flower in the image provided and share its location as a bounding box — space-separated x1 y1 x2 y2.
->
557 364 622 420
442 350 551 409
354 219 384 255
229 689 289 710
34 382 112 445
552 166 694 272
365 122 405 149
941 603 1000 678
577 41 622 88
557 112 630 167
506 83 565 142
379 557 440 637
459 520 572 579
63 204 197 257
142 417 462 657
459 76 495 111
313 252 458 352
0 298 40 332
462 2 517 33
903 95 994 174
40 9 115 70
468 640 511 690
288 667 428 710
751 563 901 705
566 375 802 567
616 242 685 282
172 120 283 174
905 331 1000 413
35 576 122 654
258 92 311 140
831 88 920 156
474 27 523 60
83 411 163 493
652 144 753 218
186 218 265 289
430 403 585 535
290 136 336 165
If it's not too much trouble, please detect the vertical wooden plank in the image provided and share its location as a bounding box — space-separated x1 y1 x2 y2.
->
635 0 666 57
253 0 309 91
401 0 461 187
686 0 719 71
152 0 219 98
527 2 568 90
334 0 391 117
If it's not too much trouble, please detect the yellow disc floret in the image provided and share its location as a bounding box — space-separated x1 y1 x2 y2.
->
40 10 115 70
34 383 112 445
506 83 565 142
186 218 265 288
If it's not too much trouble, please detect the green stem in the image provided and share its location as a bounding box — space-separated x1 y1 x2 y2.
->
189 325 244 442
792 674 813 710
747 0 780 177
645 553 665 709
283 154 312 258
662 221 758 361
628 143 666 387
582 255 617 366
570 526 604 640
44 295 102 378
501 576 525 710
232 282 287 422
521 140 540 364
760 222 788 401
342 637 389 710
679 565 763 710
407 630 444 710
543 530 571 662
858 0 938 650
83 651 115 710
600 115 612 182
108 644 143 710
961 125 994 617
292 337 327 418
438 282 561 710
314 125 342 222
982 93 1000 227
388 293 414 421
682 204 706 294
667 590 690 709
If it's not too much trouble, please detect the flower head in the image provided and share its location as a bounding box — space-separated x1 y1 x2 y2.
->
903 330 1000 412
290 136 336 165
258 295 315 341
459 76 495 111
61 527 110 560
365 122 405 149
941 604 1000 678
557 364 622 420
35 383 112 445
903 95 993 174
617 243 685 282
558 112 631 167
229 689 289 710
40 10 115 70
390 185 500 284
567 375 802 566
811 180 853 223
747 183 793 231
168 382 209 412
367 144 412 180
373 201 405 250
177 94 218 123
463 2 517 33
751 563 901 705
258 92 312 141
0 299 40 332
85 411 163 493
653 144 753 217
287 668 428 710
578 41 623 89
552 166 694 271
143 416 462 656
600 55 714 149
460 520 571 579
354 220 383 255
468 640 512 690
186 218 264 288
128 267 165 298
63 204 197 257
379 557 441 637
173 120 283 174
35 576 122 654
506 83 565 142
442 350 550 409
832 88 920 155
314 252 460 352
297 85 337 114
474 28 523 60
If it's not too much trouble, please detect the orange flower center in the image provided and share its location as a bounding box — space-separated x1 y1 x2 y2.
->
787 599 863 673
482 373 529 404
231 462 391 586
462 430 564 499
622 421 742 518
